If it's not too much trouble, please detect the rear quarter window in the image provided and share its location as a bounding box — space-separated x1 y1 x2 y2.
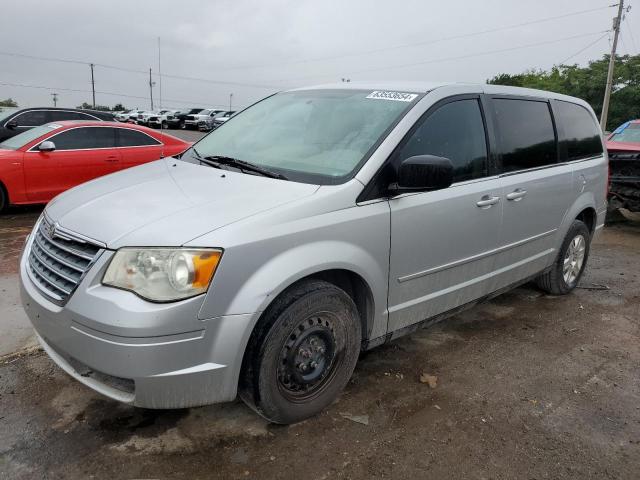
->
117 128 161 147
554 101 602 160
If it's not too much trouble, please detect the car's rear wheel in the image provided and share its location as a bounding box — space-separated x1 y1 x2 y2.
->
239 280 361 424
161 121 168 129
536 219 591 295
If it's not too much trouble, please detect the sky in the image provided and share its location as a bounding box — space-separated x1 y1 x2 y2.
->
0 0 638 111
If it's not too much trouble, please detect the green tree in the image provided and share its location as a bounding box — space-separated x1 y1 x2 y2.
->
112 103 126 111
487 54 640 130
0 98 18 107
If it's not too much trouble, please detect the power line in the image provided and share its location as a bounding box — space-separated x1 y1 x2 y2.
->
559 32 610 64
0 5 616 81
0 81 230 108
622 12 638 53
0 50 282 90
280 30 610 83
195 5 617 71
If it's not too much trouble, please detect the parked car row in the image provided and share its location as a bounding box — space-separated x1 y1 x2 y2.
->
0 107 115 142
113 107 235 131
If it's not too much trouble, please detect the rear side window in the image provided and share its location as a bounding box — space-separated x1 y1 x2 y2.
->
493 99 557 173
395 99 488 183
13 110 49 126
117 128 161 147
554 101 602 161
50 127 116 150
49 111 97 122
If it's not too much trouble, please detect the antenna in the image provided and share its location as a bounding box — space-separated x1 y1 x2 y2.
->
158 37 165 159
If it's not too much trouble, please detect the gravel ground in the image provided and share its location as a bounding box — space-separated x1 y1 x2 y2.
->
0 216 638 479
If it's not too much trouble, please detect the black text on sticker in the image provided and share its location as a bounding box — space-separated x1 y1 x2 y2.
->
366 91 418 102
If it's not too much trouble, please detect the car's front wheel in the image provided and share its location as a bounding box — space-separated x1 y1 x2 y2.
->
536 219 591 295
240 280 361 424
0 184 7 213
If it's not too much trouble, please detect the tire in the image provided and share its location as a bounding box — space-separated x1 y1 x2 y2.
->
161 121 168 129
239 280 362 424
179 120 186 129
0 184 7 213
536 220 591 295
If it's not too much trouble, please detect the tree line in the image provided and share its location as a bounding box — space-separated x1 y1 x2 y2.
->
488 53 640 131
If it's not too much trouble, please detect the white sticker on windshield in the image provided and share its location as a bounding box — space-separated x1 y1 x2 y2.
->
366 91 418 102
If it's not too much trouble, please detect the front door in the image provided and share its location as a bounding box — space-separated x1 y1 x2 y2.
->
24 126 120 201
387 96 503 332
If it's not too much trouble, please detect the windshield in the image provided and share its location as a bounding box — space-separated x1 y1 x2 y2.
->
0 123 59 150
0 107 20 123
182 89 419 184
610 123 640 144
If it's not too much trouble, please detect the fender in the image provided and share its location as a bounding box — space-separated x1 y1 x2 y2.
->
200 239 389 340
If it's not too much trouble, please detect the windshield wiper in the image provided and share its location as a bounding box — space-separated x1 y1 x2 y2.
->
202 155 288 180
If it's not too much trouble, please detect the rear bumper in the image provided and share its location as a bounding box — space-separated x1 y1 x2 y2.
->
19 237 257 409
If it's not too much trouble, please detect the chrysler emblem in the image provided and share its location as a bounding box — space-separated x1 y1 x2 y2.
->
42 219 58 239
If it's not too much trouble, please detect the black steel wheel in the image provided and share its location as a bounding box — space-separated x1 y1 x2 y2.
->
277 313 340 402
240 280 361 424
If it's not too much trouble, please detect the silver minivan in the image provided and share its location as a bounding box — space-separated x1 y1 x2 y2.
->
20 82 607 423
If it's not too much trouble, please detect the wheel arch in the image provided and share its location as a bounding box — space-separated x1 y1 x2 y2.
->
556 192 598 247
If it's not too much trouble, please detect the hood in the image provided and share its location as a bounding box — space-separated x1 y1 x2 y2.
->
46 158 319 248
606 140 640 152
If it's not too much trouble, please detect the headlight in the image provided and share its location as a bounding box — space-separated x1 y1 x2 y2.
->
102 248 222 302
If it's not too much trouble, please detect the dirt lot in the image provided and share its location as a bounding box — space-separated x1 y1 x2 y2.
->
1 211 639 479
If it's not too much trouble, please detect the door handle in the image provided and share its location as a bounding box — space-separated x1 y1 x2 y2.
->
476 195 500 208
506 189 527 201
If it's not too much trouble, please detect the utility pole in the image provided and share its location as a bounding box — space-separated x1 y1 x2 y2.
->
51 93 58 107
229 93 233 111
90 63 96 108
600 0 624 132
149 68 155 110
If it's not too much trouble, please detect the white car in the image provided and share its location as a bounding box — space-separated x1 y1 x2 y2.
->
127 109 146 123
113 111 129 122
210 110 236 129
148 110 179 129
135 110 162 126
184 109 224 129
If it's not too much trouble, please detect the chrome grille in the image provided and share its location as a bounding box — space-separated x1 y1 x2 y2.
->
27 218 101 303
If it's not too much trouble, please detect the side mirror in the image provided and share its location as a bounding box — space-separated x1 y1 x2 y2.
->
390 155 454 194
6 120 17 129
38 141 56 152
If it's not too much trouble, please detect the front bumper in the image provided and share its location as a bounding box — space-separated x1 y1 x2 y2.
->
19 236 256 409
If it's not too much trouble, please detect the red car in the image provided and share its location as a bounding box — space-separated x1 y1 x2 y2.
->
606 119 640 213
0 121 190 211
